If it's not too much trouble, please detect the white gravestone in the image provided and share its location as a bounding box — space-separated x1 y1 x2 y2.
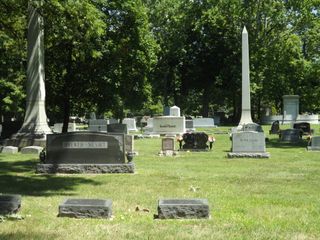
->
169 106 180 117
153 116 186 135
122 118 138 132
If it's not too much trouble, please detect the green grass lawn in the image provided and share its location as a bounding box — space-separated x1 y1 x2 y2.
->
0 126 320 240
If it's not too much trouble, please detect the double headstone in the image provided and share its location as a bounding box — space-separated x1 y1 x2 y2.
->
36 132 134 173
181 132 209 151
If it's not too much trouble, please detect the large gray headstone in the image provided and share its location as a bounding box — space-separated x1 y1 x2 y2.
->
107 123 128 134
228 131 269 158
45 132 125 164
152 116 186 135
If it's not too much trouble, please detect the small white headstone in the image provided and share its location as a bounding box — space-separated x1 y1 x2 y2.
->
1 146 18 154
307 136 320 151
123 118 138 131
21 146 43 154
169 106 180 117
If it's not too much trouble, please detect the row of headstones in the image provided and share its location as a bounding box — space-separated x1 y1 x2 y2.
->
0 195 209 219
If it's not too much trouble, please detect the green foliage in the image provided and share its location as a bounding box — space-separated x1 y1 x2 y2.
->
1 127 320 239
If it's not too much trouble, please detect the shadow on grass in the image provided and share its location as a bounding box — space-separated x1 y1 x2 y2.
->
266 138 308 149
0 232 59 240
0 159 101 196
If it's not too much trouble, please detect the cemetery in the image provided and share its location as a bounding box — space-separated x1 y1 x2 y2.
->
1 1 320 239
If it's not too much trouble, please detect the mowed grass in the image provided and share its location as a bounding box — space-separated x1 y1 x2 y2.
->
0 125 320 240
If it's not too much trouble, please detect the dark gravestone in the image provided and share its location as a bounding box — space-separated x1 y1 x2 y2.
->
59 199 112 219
182 132 208 150
242 123 263 132
37 132 134 173
107 123 128 134
185 120 194 129
280 129 301 142
293 122 311 135
157 199 209 219
269 121 280 134
0 194 21 215
45 132 125 164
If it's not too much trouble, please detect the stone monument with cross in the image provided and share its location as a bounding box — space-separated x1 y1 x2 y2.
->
6 1 52 148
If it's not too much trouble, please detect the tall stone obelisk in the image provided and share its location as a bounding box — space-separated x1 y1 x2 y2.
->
9 1 52 147
238 26 253 126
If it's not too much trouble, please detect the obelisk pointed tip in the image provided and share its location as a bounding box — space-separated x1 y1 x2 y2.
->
242 26 247 34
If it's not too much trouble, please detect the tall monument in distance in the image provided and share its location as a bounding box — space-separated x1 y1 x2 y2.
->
7 1 52 147
238 26 253 126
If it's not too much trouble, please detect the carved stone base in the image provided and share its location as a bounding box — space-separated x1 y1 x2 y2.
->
36 163 135 174
227 152 270 158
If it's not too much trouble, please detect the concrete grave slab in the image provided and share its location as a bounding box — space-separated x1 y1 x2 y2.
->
157 199 209 219
59 198 112 219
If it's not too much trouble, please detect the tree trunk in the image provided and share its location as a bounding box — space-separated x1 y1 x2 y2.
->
62 45 73 133
201 87 209 117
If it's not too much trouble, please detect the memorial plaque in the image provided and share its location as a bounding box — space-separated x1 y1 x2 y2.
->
59 198 112 219
162 137 175 151
45 132 125 164
157 199 209 219
232 131 266 153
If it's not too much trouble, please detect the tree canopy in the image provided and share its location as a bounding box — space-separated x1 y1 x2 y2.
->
0 0 319 126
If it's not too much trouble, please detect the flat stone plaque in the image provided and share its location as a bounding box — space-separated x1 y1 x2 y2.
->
59 198 112 219
0 194 21 215
157 199 209 219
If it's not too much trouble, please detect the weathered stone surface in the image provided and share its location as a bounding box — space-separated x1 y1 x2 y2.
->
162 137 175 151
1 146 18 154
46 132 126 164
227 152 270 158
193 118 215 128
232 131 266 153
307 136 320 151
157 199 209 219
0 194 21 215
152 116 186 135
280 129 301 142
59 199 112 219
36 163 135 174
21 146 43 154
